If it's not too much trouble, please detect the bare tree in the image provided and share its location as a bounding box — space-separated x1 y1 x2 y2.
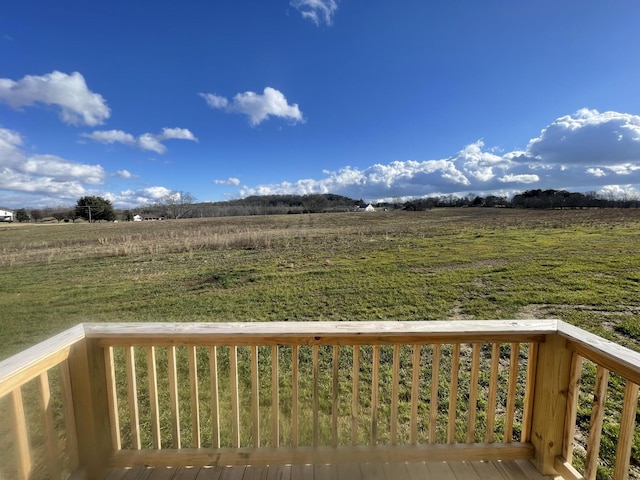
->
159 191 196 219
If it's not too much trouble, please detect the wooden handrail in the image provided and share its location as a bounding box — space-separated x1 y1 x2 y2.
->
2 320 640 480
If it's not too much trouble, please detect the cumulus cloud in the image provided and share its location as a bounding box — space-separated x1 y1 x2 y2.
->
214 177 241 186
0 71 110 126
200 87 304 126
291 0 338 26
105 186 174 208
114 169 134 179
0 127 106 199
238 109 640 202
82 127 198 154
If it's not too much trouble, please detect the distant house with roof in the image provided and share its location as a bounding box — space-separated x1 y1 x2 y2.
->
0 208 14 222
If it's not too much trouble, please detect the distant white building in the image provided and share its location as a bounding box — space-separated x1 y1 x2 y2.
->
0 209 14 222
364 204 376 212
133 214 143 222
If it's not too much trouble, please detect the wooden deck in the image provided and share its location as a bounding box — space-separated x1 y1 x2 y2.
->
105 460 555 480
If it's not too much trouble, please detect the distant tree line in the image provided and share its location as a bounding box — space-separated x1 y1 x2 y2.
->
10 189 640 223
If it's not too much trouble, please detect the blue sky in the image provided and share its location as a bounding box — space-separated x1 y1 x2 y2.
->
2 0 640 209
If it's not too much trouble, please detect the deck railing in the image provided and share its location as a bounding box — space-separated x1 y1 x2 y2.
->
0 320 639 480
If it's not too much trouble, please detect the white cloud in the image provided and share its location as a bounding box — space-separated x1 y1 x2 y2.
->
238 109 640 202
82 130 136 146
291 0 338 26
0 127 108 200
199 93 228 109
82 127 198 154
0 71 110 126
214 177 241 186
200 87 304 126
498 174 540 184
526 108 640 165
114 169 134 179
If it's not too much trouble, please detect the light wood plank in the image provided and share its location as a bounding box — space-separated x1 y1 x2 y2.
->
521 342 538 443
562 353 583 461
86 320 554 347
429 344 441 444
613 381 639 480
229 346 240 448
585 365 609 480
405 461 429 480
371 345 380 445
390 345 400 445
291 345 299 448
0 323 84 398
485 343 500 443
559 320 640 386
315 463 337 480
168 346 181 449
188 346 201 448
312 344 319 448
59 359 80 470
337 463 361 480
410 344 421 445
272 345 279 448
383 462 409 479
332 345 339 447
146 347 161 449
467 343 480 444
424 461 456 479
38 371 62 479
210 346 220 448
352 345 359 446
10 387 31 480
529 333 573 475
104 346 122 450
504 343 520 443
125 346 141 449
448 460 481 479
448 344 460 444
111 442 534 468
251 345 260 447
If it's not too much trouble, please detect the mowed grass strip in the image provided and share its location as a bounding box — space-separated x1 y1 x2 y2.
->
1 208 640 358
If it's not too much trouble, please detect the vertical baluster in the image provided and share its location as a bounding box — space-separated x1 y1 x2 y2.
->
188 346 200 448
410 344 420 445
168 346 181 449
485 343 500 443
521 342 538 443
562 353 583 460
59 360 79 470
391 344 400 445
103 346 121 450
332 345 339 448
292 345 299 448
352 345 360 446
272 345 279 447
504 343 520 443
585 365 609 480
429 344 441 444
447 344 460 444
312 344 319 448
371 345 380 445
125 346 141 449
10 387 30 480
613 381 640 480
230 346 240 448
467 343 480 444
38 371 61 479
251 345 260 447
146 346 161 449
210 346 220 448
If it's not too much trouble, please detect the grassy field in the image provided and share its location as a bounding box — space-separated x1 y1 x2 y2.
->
2 208 640 479
2 207 640 359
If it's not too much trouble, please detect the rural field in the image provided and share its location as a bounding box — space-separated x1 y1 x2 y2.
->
2 207 640 479
2 207 640 359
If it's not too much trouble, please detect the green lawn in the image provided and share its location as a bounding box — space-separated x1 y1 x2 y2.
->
2 208 640 359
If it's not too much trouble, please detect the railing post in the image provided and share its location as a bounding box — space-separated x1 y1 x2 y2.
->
67 337 112 479
529 332 573 475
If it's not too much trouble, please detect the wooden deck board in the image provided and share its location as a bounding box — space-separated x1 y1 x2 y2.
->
107 461 557 480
